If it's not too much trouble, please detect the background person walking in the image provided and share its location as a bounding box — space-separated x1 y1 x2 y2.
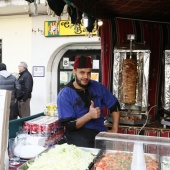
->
0 63 21 120
18 61 33 118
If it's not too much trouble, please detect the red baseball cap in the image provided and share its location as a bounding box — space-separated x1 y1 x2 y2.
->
74 56 92 69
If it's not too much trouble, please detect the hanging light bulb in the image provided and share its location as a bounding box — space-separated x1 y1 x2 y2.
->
83 13 88 27
98 19 103 26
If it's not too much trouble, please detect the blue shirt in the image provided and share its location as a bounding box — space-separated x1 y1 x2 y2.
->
57 80 118 131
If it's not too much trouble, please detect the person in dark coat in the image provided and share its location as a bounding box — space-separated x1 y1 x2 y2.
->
18 62 33 118
0 63 21 120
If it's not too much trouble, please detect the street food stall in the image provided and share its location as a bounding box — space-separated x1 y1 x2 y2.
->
12 132 170 170
7 45 170 169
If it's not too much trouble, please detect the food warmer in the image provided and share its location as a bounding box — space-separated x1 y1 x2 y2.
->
17 132 170 170
107 35 151 125
95 132 170 170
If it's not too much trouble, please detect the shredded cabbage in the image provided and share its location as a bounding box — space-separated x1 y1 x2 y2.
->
27 143 95 170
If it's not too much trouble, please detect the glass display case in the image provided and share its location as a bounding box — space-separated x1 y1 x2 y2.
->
95 132 170 169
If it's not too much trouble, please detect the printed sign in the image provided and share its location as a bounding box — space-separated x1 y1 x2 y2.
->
32 66 45 77
44 20 97 37
63 58 69 67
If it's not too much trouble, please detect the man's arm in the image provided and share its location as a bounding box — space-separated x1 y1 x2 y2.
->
107 100 120 133
64 101 101 131
76 100 101 129
108 111 120 133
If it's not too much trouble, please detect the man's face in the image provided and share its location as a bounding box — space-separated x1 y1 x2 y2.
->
18 66 25 73
74 68 91 88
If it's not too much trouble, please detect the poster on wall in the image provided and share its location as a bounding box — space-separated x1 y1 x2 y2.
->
44 20 97 37
92 60 99 69
91 73 99 81
32 66 45 77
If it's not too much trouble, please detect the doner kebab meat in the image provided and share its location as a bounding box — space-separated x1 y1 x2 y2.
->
122 58 137 104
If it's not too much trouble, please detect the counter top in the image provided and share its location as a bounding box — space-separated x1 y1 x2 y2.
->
105 120 170 131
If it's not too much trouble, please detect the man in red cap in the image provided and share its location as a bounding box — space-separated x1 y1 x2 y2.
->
57 56 120 148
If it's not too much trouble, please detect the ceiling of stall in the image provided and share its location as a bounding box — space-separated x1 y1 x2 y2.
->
1 0 170 23
70 0 170 23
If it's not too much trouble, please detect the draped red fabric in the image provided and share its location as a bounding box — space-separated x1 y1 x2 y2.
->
100 18 170 117
101 20 112 89
111 18 169 117
100 19 113 116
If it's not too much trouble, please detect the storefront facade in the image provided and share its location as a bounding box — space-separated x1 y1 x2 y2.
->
0 14 100 114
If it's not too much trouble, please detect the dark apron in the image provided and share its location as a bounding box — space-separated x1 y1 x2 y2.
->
65 127 100 148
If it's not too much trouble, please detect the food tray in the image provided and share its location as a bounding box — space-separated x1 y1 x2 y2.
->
17 146 100 170
17 147 170 170
91 149 160 170
106 115 150 125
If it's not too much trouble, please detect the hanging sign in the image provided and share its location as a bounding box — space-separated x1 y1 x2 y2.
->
63 58 69 67
44 20 97 37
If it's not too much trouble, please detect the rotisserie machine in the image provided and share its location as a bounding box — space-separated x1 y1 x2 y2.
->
108 35 151 125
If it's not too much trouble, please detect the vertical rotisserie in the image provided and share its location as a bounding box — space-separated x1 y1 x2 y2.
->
122 58 137 104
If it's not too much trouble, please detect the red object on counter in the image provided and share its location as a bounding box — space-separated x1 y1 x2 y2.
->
9 163 23 170
23 116 63 135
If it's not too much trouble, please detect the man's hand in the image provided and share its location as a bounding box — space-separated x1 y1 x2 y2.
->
107 111 120 133
107 127 118 133
88 101 101 119
75 101 101 129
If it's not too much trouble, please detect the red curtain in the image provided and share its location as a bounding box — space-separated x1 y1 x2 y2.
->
101 19 113 89
100 19 113 116
111 18 167 117
101 18 170 117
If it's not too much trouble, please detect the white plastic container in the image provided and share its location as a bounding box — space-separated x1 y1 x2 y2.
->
131 142 146 170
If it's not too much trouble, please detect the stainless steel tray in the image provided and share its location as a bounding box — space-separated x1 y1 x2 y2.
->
119 119 150 125
106 115 150 125
17 146 100 170
17 147 170 170
91 149 160 170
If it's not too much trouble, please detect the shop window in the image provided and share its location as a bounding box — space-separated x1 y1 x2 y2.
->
58 49 101 93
